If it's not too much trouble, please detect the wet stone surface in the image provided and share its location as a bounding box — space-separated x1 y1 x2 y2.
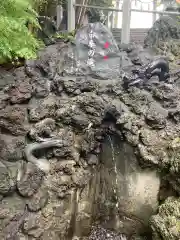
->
0 20 180 240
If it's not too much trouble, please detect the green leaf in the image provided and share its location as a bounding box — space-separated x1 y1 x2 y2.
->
0 0 41 63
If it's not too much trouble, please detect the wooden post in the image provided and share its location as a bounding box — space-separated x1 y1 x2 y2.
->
56 5 63 30
111 11 115 28
121 0 131 44
106 12 110 28
114 0 120 28
68 0 75 32
78 0 89 26
152 0 157 24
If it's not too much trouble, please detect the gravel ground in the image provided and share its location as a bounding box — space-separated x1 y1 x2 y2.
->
88 226 127 240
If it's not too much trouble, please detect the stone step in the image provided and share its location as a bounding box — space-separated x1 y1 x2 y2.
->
112 28 149 45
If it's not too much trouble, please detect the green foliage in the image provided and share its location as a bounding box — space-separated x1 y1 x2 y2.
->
0 0 42 64
55 30 76 42
33 0 48 12
33 0 61 16
33 0 56 13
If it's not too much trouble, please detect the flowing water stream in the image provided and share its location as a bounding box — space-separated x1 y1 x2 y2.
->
68 133 160 239
106 134 123 231
97 133 160 238
107 135 119 209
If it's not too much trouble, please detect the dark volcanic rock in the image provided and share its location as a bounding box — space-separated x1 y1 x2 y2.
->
144 16 180 47
0 67 16 90
51 76 97 96
127 44 154 66
144 15 180 79
0 104 29 136
5 79 32 104
0 134 25 161
17 163 45 197
31 77 51 98
25 41 67 80
0 29 180 240
150 197 180 240
0 194 26 239
27 188 49 212
0 161 12 195
0 91 9 110
28 95 58 122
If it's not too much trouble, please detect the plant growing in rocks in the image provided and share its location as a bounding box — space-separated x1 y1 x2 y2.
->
1 16 180 240
0 38 180 239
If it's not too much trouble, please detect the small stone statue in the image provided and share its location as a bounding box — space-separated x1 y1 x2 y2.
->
124 58 170 87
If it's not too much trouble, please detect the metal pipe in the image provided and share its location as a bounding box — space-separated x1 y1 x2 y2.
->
131 8 180 15
74 4 122 12
74 3 180 15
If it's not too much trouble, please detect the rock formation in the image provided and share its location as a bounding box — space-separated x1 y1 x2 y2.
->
144 16 180 73
0 22 180 239
144 16 180 48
